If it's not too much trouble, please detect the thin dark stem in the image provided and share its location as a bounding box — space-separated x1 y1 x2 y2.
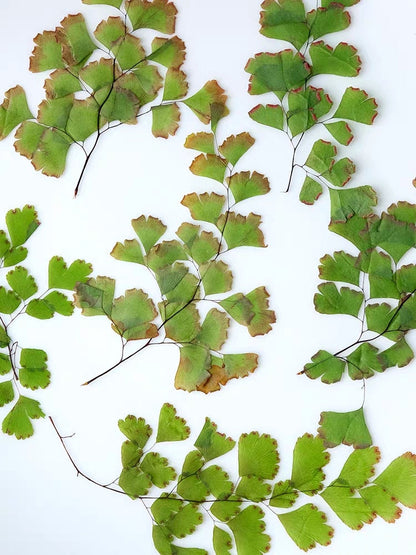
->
285 133 305 193
49 416 126 495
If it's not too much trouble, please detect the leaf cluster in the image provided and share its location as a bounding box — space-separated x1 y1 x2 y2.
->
115 403 416 554
0 0 228 194
246 0 377 201
304 201 416 384
0 206 92 438
74 129 276 391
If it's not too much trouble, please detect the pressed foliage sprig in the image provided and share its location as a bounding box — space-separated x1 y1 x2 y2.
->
0 0 228 195
74 122 276 391
245 0 378 203
51 402 416 554
0 205 92 439
303 200 416 385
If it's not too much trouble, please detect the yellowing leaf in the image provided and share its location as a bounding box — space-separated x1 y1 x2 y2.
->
175 344 211 391
111 288 158 340
181 192 225 224
152 103 181 138
217 212 265 250
189 154 227 183
29 30 65 72
150 36 186 69
126 0 177 33
183 80 228 124
218 133 255 166
228 171 270 204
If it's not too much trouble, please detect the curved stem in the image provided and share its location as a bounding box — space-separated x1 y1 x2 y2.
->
49 416 126 495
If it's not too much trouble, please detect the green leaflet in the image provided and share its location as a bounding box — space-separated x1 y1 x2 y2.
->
318 408 373 449
278 504 333 551
2 395 45 439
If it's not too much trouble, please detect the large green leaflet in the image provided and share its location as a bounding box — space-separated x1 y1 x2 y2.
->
0 206 92 438
110 403 416 553
74 127 275 391
247 0 378 207
0 0 228 195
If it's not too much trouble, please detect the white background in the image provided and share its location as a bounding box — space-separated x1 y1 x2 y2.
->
1 0 416 553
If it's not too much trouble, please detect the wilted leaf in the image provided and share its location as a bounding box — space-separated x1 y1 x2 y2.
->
329 186 377 223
